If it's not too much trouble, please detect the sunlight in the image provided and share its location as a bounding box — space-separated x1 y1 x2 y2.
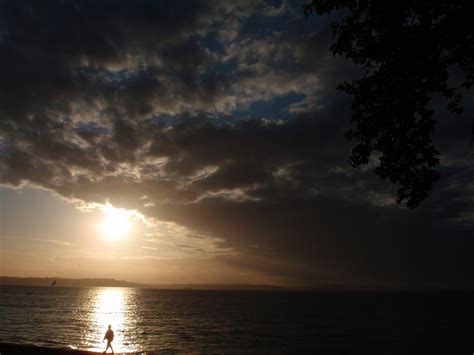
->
95 288 125 331
90 288 127 352
100 203 131 240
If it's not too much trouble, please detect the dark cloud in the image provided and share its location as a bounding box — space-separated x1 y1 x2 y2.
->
1 0 473 288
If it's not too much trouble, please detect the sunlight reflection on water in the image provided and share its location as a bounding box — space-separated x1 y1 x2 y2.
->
4 286 463 353
86 288 139 353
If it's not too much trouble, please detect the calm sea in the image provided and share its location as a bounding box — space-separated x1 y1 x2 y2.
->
0 286 472 354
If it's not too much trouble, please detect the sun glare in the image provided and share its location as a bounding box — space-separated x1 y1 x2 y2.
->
90 288 129 352
100 203 131 240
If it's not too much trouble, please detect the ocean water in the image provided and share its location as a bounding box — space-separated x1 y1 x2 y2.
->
0 286 472 354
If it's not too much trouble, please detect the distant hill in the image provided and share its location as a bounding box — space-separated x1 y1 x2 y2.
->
3 277 449 291
0 276 144 288
5 277 425 291
0 277 288 290
149 283 287 291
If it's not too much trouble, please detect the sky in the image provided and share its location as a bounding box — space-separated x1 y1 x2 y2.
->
1 0 473 288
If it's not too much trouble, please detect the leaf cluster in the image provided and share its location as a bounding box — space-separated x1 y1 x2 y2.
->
305 0 473 207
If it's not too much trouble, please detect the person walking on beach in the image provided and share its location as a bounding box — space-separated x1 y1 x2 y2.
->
103 324 114 354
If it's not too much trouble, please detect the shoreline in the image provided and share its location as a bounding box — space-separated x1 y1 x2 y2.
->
0 343 153 354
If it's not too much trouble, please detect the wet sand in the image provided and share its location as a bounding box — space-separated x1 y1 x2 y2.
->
0 343 154 354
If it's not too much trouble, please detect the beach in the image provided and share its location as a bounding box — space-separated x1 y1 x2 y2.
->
0 343 152 355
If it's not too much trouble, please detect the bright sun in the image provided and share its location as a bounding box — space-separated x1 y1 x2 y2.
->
100 203 131 240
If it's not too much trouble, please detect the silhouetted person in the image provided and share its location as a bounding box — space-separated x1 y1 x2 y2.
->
103 325 114 354
51 280 56 286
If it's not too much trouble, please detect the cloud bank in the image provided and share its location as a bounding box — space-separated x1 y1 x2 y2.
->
1 0 473 287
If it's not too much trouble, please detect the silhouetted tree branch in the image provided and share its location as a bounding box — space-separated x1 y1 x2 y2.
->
305 0 473 208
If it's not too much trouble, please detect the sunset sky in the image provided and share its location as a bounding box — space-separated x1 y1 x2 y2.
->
1 0 473 288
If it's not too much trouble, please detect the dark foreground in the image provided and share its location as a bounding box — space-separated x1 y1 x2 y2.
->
1 342 473 355
0 343 153 355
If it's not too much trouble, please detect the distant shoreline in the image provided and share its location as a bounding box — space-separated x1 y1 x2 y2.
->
2 276 473 292
0 276 287 291
0 276 144 288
